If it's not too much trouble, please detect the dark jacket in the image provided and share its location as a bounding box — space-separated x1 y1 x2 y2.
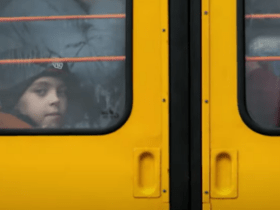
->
246 64 280 127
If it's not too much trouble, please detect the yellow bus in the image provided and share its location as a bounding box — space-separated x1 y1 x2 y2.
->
0 0 278 209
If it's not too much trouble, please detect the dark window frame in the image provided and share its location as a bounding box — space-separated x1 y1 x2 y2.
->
0 0 133 136
238 0 280 135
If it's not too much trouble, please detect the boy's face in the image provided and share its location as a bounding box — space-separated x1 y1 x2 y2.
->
16 77 68 128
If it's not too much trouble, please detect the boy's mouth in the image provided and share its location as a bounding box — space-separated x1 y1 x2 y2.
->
45 113 61 117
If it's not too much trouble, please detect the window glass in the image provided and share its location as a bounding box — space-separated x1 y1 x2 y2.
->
0 0 130 132
245 0 280 128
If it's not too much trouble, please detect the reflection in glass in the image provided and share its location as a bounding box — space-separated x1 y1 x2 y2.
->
0 0 127 130
245 0 280 128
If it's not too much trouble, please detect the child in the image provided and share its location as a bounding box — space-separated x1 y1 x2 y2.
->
0 62 81 129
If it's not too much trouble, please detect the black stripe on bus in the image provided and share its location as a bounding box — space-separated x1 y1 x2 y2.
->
170 0 202 208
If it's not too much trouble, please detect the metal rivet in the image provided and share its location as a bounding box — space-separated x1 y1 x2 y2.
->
163 189 167 193
162 99 166 102
162 29 166 32
204 191 209 194
204 11 208 15
205 100 208 103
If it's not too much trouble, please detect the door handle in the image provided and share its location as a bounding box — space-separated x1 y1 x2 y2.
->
133 148 161 198
211 149 238 198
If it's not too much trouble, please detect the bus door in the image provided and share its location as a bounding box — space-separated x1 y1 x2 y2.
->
0 0 169 209
203 0 280 209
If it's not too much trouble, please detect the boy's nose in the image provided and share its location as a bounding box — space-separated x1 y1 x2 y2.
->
48 90 60 106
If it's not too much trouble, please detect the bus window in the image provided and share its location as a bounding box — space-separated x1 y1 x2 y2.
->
0 0 131 134
245 0 280 129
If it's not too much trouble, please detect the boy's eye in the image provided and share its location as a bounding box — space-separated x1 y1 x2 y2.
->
34 89 47 96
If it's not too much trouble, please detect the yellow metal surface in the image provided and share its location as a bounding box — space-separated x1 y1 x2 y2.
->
160 0 170 203
202 0 210 204
161 203 170 210
207 0 280 209
210 149 238 198
203 203 211 210
0 0 169 209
